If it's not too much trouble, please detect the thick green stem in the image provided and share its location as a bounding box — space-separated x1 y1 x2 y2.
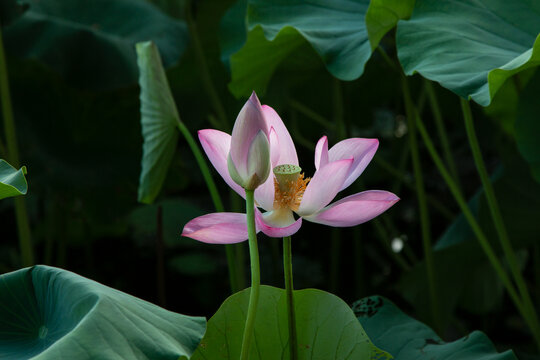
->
425 80 461 189
283 236 298 360
402 76 441 333
415 115 532 335
175 119 240 292
461 99 540 350
240 190 260 360
185 1 228 130
0 26 34 266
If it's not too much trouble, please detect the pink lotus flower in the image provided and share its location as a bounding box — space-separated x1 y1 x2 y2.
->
182 102 399 244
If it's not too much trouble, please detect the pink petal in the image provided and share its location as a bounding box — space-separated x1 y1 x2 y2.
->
269 126 280 167
230 92 268 177
198 129 244 197
314 135 329 170
328 138 379 191
297 159 353 216
262 105 298 166
181 212 252 244
254 174 275 211
255 209 302 238
304 190 400 227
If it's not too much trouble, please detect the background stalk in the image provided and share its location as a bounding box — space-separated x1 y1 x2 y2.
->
239 190 260 360
0 26 34 266
461 98 540 348
401 76 441 333
283 236 298 360
416 114 540 350
175 119 240 293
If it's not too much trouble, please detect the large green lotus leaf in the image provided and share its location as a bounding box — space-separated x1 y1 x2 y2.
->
3 0 187 89
136 41 180 204
0 159 27 200
228 0 371 98
0 265 206 360
192 285 391 359
219 0 248 67
397 0 540 106
516 70 540 183
354 296 517 360
365 0 414 49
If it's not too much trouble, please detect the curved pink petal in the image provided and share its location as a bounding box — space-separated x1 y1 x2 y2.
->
262 105 298 166
198 129 244 197
230 92 268 177
255 209 302 238
181 212 253 244
314 135 329 170
268 126 280 167
304 190 400 227
254 174 275 211
297 159 353 216
328 138 379 191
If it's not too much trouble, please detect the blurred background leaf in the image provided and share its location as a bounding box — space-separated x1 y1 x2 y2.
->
0 159 27 199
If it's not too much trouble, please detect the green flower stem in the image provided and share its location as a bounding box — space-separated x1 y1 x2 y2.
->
283 236 298 360
289 99 336 130
175 119 240 293
402 75 441 333
415 114 534 339
240 189 260 360
0 26 34 266
425 80 461 189
461 98 540 350
185 1 228 130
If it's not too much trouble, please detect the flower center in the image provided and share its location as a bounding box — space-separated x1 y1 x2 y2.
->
273 164 310 211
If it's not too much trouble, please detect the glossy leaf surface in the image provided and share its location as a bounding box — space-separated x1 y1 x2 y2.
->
355 296 517 360
397 0 540 106
0 265 206 360
0 159 27 200
192 285 391 359
136 41 180 204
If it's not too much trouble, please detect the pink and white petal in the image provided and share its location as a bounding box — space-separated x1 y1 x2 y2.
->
254 174 275 211
314 135 329 170
304 190 400 227
328 138 379 191
230 92 268 175
198 129 244 197
269 126 280 167
296 159 353 216
262 105 298 166
181 212 253 244
255 209 302 238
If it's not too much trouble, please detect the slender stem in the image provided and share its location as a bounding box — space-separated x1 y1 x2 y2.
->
0 26 34 266
0 137 6 157
415 114 531 331
289 100 335 130
156 206 166 307
283 236 298 360
240 190 260 360
330 228 341 293
461 98 540 350
185 1 228 130
402 75 441 333
175 119 240 293
376 47 399 73
425 80 461 189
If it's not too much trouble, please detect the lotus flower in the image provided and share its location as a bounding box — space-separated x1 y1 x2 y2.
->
182 101 399 244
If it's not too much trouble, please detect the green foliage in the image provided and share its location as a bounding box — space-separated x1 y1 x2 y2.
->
136 41 180 204
397 0 540 106
229 0 372 97
0 265 206 360
365 0 414 50
355 296 517 360
192 285 391 359
516 70 540 183
0 0 28 26
0 159 27 199
3 0 188 89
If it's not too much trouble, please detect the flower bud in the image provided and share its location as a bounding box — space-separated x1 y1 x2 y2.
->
227 92 271 190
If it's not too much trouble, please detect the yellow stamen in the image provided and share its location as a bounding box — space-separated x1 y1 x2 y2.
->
273 172 310 211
